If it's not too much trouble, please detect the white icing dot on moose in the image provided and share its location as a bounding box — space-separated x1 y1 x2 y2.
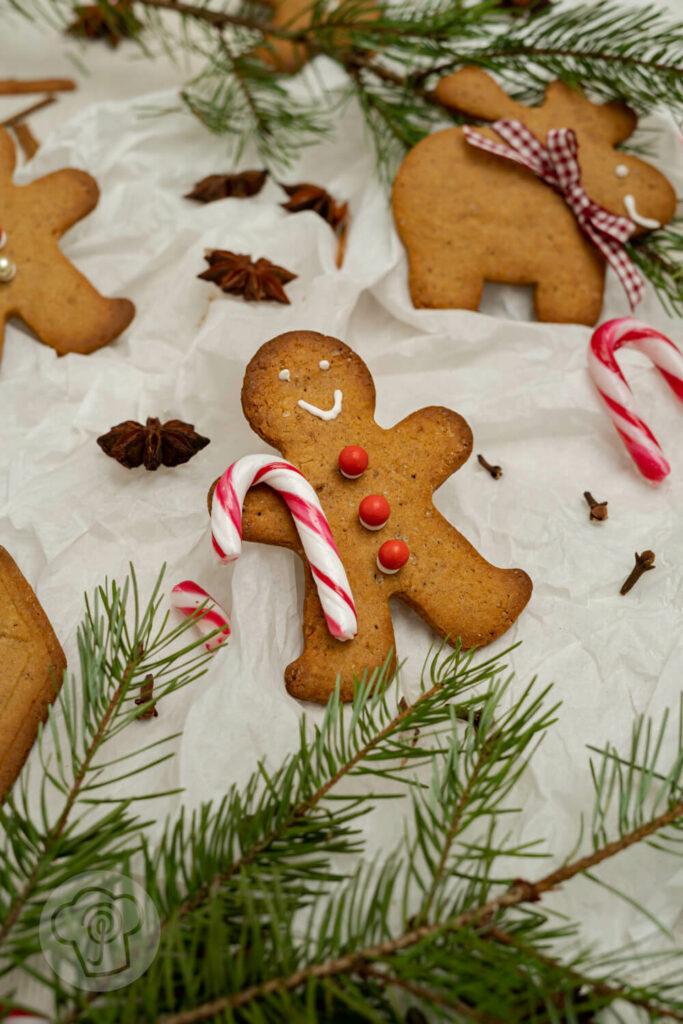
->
278 369 290 381
319 359 330 370
615 164 629 178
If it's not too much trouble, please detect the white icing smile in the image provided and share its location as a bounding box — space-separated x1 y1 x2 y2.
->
624 194 660 230
298 389 343 421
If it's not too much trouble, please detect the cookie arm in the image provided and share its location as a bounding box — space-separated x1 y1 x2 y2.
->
390 406 473 488
394 510 532 650
207 480 302 552
25 169 100 233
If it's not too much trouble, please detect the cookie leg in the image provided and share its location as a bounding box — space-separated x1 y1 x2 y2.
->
408 255 484 311
534 253 605 326
285 565 397 704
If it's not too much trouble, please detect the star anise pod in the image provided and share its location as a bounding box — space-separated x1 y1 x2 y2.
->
185 170 268 203
279 182 348 233
198 250 296 304
66 2 141 46
97 417 210 471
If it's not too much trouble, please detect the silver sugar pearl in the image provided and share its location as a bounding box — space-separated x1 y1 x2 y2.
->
0 255 16 283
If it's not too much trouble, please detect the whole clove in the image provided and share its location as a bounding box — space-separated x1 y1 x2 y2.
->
477 454 502 479
620 550 656 595
135 674 158 718
584 491 608 522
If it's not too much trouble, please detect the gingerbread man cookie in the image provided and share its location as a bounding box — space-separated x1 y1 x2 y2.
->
0 127 134 362
393 69 676 325
210 331 532 704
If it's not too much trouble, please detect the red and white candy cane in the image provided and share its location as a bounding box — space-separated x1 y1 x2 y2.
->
211 454 357 641
170 581 231 651
588 317 683 482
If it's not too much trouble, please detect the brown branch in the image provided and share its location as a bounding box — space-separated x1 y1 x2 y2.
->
0 78 75 95
0 655 140 949
156 797 683 1023
1 96 55 129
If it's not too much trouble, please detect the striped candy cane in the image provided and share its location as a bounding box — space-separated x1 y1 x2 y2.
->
588 317 683 482
170 581 231 651
211 454 357 641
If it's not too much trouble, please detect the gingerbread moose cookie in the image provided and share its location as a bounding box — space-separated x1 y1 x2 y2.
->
0 127 134 362
393 69 676 325
209 331 532 704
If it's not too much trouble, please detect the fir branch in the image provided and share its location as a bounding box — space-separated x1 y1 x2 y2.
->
6 574 683 1022
0 567 213 973
104 683 683 1023
147 645 506 927
149 784 683 1024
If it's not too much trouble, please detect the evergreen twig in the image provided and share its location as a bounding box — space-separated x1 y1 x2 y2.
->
2 573 683 1021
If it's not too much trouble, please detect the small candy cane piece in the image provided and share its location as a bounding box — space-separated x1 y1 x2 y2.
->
588 317 683 482
212 454 357 641
170 581 231 651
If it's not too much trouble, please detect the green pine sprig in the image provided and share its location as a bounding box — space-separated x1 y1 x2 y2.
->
3 570 683 1021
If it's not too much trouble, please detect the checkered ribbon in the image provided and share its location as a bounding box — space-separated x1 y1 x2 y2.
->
463 119 644 310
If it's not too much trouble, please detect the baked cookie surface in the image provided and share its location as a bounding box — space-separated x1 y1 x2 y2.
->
0 547 66 797
392 69 676 325
0 127 134 361
212 330 532 703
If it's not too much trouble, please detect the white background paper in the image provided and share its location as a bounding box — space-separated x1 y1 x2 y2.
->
1 3 682 1012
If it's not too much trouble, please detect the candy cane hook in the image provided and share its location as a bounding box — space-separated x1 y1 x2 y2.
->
211 454 357 641
588 317 683 482
170 581 231 651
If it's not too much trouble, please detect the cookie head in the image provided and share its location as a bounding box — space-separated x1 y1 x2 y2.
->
580 146 677 235
241 331 376 451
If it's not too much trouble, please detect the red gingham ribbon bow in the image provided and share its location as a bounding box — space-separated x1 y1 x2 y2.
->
463 119 644 310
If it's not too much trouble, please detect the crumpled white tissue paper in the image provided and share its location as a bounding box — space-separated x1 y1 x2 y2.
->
1 55 682 1006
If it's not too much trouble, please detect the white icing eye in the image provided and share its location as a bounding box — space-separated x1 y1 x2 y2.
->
615 164 629 178
319 359 330 370
278 369 290 381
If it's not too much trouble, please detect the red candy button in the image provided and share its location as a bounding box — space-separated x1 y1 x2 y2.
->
339 445 368 479
359 494 390 530
377 539 409 574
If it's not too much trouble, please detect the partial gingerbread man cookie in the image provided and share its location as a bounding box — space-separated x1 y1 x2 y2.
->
0 548 66 797
0 127 134 362
393 69 676 325
209 330 532 704
251 0 379 73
